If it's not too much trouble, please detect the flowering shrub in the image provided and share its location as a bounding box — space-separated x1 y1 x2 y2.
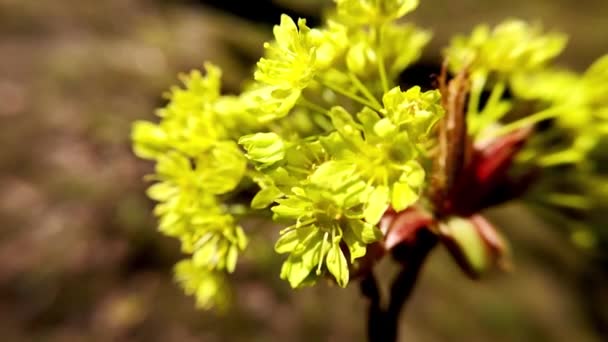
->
131 0 607 337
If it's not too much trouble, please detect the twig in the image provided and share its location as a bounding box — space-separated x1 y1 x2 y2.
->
360 272 384 341
361 228 437 342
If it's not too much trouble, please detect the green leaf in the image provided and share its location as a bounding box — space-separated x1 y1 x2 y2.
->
364 186 389 224
325 242 349 288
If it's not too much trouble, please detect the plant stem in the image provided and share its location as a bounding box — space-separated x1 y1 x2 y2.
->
468 74 486 118
349 72 383 109
361 228 438 342
360 272 383 341
375 25 390 94
476 80 506 132
378 50 390 94
298 96 329 115
494 105 568 137
319 78 383 111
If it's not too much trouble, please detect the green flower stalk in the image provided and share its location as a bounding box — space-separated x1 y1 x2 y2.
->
131 0 607 337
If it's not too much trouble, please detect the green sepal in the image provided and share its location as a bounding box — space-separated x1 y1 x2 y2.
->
272 196 314 220
279 227 324 288
146 182 178 202
275 229 301 254
239 132 286 166
342 226 367 262
392 181 417 211
349 218 383 244
364 185 389 224
251 186 283 209
326 241 349 288
374 118 398 138
328 106 364 143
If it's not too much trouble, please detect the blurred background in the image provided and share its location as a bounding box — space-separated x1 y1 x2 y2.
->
0 0 606 341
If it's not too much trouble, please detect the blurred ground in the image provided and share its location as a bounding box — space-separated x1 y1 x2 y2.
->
0 0 606 341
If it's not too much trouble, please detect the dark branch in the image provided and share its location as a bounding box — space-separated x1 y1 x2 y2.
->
360 272 384 342
362 228 438 342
